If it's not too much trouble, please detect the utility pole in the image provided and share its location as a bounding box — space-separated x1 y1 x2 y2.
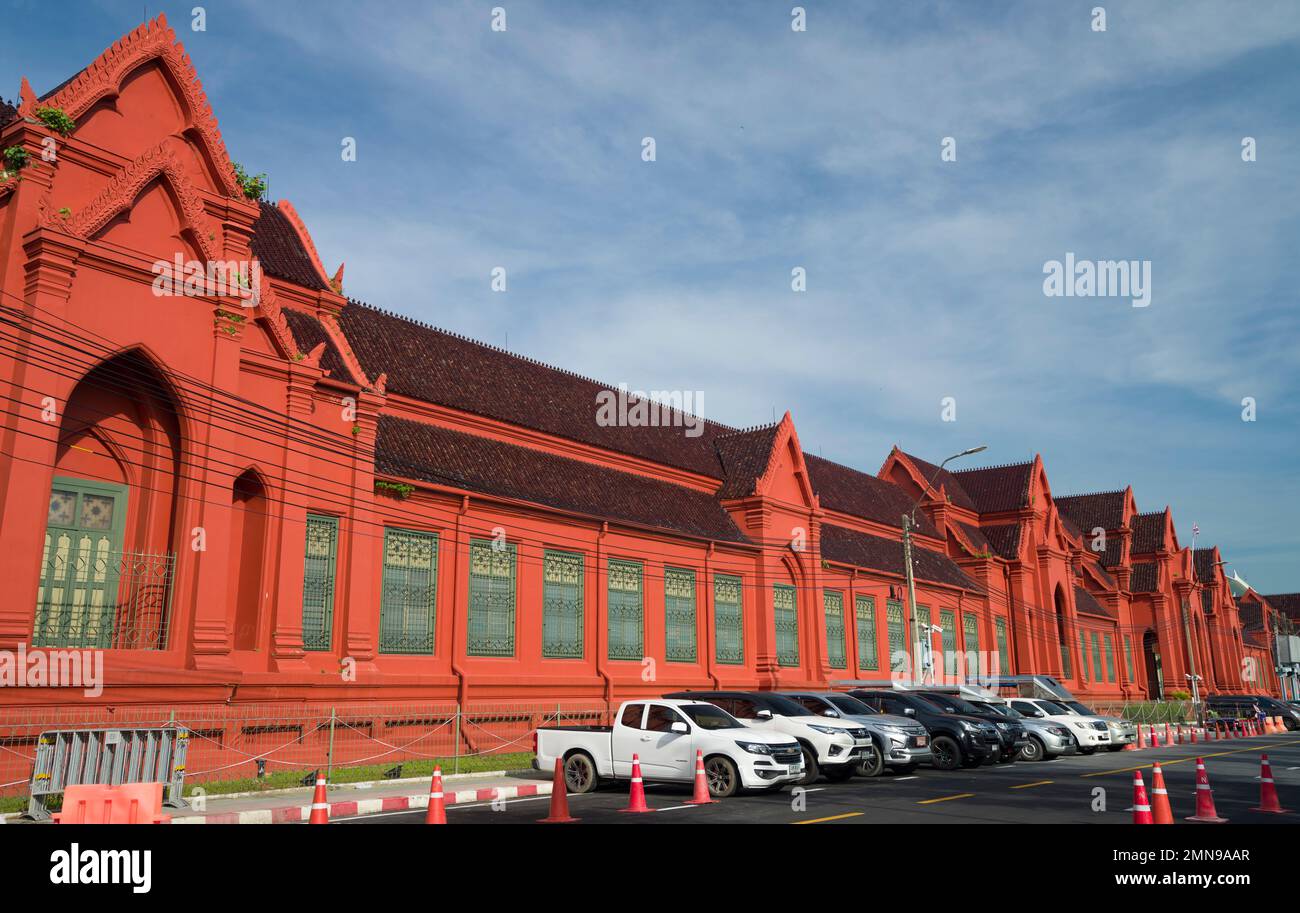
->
903 445 987 685
1186 524 1203 725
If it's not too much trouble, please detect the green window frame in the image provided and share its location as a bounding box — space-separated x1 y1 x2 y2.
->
940 608 957 675
1077 632 1088 681
824 590 846 669
664 567 697 663
774 584 799 666
1103 633 1116 683
1124 634 1135 681
302 514 339 652
886 599 907 672
963 613 980 657
378 528 438 654
995 617 1009 674
542 549 584 659
713 574 743 665
467 538 517 657
1091 631 1104 680
855 595 878 671
607 559 643 661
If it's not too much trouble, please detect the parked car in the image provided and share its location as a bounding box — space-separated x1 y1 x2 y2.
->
851 689 1001 771
1007 698 1112 753
664 691 874 784
1205 694 1300 731
780 690 932 776
914 690 1027 763
1049 699 1137 750
535 698 804 798
968 699 1077 761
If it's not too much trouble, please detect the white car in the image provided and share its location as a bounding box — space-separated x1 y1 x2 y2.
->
535 698 804 798
1009 698 1112 753
665 690 875 783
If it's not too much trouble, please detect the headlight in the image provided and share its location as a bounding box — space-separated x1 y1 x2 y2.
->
959 720 981 732
736 741 772 755
1048 726 1069 736
882 724 908 733
808 725 849 736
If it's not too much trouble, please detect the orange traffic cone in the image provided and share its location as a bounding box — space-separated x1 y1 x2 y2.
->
1189 726 1197 744
1186 758 1228 823
1135 725 1148 750
620 754 653 813
308 774 330 825
1149 762 1174 824
685 750 716 805
1164 723 1173 746
1132 770 1153 824
538 757 578 823
1250 754 1290 814
1151 725 1162 748
424 766 447 824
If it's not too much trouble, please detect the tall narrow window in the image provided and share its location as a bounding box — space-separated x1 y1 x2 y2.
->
302 514 339 652
774 584 799 666
1091 631 1104 680
714 574 743 664
963 613 980 657
824 590 846 669
940 608 957 675
379 528 438 654
855 595 878 671
664 567 697 662
995 617 1009 674
1078 632 1089 681
1123 634 1135 681
467 538 516 656
542 550 583 658
1103 633 1116 682
607 559 643 660
886 599 907 672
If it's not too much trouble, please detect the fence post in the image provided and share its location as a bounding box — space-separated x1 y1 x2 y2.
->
327 707 336 785
453 705 461 777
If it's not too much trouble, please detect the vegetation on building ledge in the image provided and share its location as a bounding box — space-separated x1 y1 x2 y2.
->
232 162 268 201
375 480 415 500
34 105 75 136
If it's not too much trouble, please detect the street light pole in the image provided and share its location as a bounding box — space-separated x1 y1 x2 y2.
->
1186 525 1203 725
903 445 987 685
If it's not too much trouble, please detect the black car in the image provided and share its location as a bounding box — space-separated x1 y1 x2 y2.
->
1205 694 1300 731
851 689 1001 771
915 690 1028 763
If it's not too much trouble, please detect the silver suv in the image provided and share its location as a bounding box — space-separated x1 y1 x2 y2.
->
969 699 1077 761
781 691 932 776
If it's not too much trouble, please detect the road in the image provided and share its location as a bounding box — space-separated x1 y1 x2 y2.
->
333 731 1300 825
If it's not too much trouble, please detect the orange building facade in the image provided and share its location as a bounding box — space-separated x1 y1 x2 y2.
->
0 17 1282 725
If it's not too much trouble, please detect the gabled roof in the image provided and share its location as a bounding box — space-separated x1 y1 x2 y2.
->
714 423 781 500
1262 593 1300 623
1131 511 1168 553
375 416 749 544
954 521 992 554
1193 547 1221 585
951 461 1035 514
1074 586 1115 620
1130 562 1158 593
251 202 330 291
1054 490 1126 534
981 523 1022 561
895 450 977 512
805 455 938 537
280 309 352 382
819 523 982 592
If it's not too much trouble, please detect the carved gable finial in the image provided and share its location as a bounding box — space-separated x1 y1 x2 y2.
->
330 262 345 294
18 77 37 110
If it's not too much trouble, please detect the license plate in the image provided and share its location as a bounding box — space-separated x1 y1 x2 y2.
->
788 765 801 774
914 736 927 747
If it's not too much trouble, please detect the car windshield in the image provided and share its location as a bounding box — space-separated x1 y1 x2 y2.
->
680 704 743 730
919 693 984 715
826 694 875 715
1036 701 1073 716
974 701 1020 718
764 695 815 716
1062 701 1094 715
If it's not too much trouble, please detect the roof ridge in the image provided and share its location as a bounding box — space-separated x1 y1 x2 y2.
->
952 459 1034 475
715 420 781 440
346 297 740 433
1054 489 1126 500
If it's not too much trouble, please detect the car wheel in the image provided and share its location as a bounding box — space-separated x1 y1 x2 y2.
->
704 755 740 798
798 745 820 785
855 743 885 778
1020 737 1044 762
825 766 855 782
930 735 962 771
563 751 599 794
890 763 919 776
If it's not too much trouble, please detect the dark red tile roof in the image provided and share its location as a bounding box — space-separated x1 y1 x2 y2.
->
714 424 781 500
1262 593 1300 623
1193 547 1219 584
955 521 992 554
951 461 1035 514
1201 589 1215 614
375 415 749 544
1054 490 1126 534
804 455 938 537
1130 561 1158 593
1131 512 1168 554
0 98 16 130
1244 629 1269 648
897 451 977 512
1099 538 1123 568
820 523 982 592
251 201 329 291
1074 586 1115 620
341 300 735 479
981 523 1022 561
281 308 353 383
1236 597 1266 633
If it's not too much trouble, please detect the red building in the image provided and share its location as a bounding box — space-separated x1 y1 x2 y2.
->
0 17 1281 735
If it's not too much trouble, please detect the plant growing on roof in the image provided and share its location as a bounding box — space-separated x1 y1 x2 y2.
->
34 106 75 136
374 481 415 500
232 162 268 201
2 145 30 173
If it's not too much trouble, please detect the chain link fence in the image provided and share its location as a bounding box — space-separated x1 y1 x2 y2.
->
0 700 611 799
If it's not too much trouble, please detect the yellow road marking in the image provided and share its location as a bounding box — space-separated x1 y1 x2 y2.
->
1080 740 1295 778
792 811 864 825
1011 780 1053 789
918 792 975 804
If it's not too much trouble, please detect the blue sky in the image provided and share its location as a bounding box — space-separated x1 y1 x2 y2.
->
9 1 1299 590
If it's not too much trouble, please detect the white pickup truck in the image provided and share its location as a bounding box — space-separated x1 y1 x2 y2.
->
535 698 804 798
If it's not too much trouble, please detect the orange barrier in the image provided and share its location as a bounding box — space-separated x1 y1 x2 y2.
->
424 766 447 825
685 749 716 805
1131 771 1153 824
1251 754 1289 815
52 782 171 824
1149 762 1174 825
620 754 653 813
1186 758 1228 823
538 758 578 823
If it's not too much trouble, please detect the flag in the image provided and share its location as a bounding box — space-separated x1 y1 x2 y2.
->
1192 523 1200 537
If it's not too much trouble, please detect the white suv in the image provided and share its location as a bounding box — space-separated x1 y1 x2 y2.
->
1009 698 1111 753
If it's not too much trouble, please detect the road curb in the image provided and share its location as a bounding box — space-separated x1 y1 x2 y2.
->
172 781 551 824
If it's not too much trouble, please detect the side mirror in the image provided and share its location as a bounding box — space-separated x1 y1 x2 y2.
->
670 721 688 734
822 709 840 718
903 708 916 717
756 709 773 719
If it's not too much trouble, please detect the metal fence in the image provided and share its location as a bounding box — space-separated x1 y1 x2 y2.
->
26 726 189 820
1092 700 1195 723
33 548 175 650
0 700 611 799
